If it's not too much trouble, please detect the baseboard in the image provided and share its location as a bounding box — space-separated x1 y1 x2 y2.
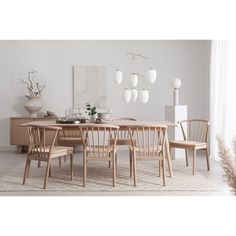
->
0 146 17 152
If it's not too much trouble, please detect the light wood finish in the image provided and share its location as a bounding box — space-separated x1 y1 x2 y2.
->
58 127 83 165
22 120 174 178
22 120 176 128
79 124 119 187
128 125 167 187
169 119 210 175
110 117 136 121
58 127 83 151
108 117 136 172
10 117 57 152
22 125 73 189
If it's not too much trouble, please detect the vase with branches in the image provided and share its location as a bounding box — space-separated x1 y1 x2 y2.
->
21 70 45 117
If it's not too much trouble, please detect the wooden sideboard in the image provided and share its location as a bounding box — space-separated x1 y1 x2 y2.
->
10 116 57 152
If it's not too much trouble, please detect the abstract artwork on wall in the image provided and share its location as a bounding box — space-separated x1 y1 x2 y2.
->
73 65 107 109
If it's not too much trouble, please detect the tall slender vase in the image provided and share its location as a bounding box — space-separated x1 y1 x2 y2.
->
24 95 43 117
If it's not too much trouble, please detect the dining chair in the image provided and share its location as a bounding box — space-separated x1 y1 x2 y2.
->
23 125 74 189
128 125 167 187
79 124 119 187
58 127 83 166
169 119 210 175
109 117 136 176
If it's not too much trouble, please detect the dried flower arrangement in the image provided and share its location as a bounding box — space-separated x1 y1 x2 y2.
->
20 70 45 96
217 135 236 195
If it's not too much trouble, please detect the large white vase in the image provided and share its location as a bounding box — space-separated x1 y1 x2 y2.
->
24 95 43 117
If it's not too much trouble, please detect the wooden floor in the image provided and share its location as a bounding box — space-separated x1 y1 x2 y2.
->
0 150 231 196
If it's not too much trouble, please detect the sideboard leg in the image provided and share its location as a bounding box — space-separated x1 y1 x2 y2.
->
18 145 23 153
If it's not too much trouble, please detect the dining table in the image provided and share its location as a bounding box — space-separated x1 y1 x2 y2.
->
22 119 176 177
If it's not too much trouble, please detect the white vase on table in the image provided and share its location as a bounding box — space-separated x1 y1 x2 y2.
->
24 95 43 117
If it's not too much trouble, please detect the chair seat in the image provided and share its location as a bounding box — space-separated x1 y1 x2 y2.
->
31 145 73 159
85 145 117 153
129 145 162 153
169 140 207 149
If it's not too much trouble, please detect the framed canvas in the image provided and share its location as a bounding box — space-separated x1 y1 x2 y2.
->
73 65 107 109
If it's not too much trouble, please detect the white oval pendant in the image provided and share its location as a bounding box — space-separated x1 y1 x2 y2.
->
140 89 149 104
115 69 123 84
147 68 157 84
130 73 138 87
131 88 138 102
123 88 131 103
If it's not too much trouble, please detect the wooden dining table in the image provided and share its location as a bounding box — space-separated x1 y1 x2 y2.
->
22 120 176 177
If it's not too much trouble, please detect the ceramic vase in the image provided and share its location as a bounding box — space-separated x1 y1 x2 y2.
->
24 95 43 117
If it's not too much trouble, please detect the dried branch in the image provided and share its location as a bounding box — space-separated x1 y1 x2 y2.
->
20 78 33 96
20 70 45 96
217 135 236 195
36 82 45 96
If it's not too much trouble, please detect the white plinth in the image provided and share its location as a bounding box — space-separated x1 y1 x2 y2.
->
165 105 187 159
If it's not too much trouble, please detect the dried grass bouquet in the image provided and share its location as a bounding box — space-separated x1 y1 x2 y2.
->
217 135 236 195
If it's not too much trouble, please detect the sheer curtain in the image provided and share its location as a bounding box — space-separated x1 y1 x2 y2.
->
210 40 236 160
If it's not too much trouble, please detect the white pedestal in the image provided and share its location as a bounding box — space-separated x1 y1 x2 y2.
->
165 105 187 159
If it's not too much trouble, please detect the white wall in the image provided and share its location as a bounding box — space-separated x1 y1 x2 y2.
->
0 40 211 148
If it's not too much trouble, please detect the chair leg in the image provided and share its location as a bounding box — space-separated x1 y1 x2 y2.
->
112 153 116 187
83 151 87 187
49 164 52 177
59 157 62 168
192 147 196 175
159 160 161 177
115 152 118 177
44 158 51 189
185 149 189 167
70 154 73 181
38 160 41 168
169 146 172 159
26 160 31 178
108 152 111 168
64 155 67 162
162 160 166 186
129 150 133 177
165 138 173 177
23 158 30 185
205 148 210 171
133 153 137 187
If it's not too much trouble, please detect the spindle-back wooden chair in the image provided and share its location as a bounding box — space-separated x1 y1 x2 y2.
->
169 119 210 175
109 117 136 175
79 124 119 187
58 127 83 165
23 125 74 189
128 125 167 187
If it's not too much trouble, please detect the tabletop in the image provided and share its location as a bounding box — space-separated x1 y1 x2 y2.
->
21 120 176 128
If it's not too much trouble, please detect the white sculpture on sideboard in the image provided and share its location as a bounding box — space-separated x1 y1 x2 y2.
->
171 78 182 105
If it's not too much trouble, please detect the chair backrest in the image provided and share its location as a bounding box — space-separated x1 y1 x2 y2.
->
178 119 209 143
128 125 167 157
26 125 62 157
79 124 119 158
110 117 136 139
